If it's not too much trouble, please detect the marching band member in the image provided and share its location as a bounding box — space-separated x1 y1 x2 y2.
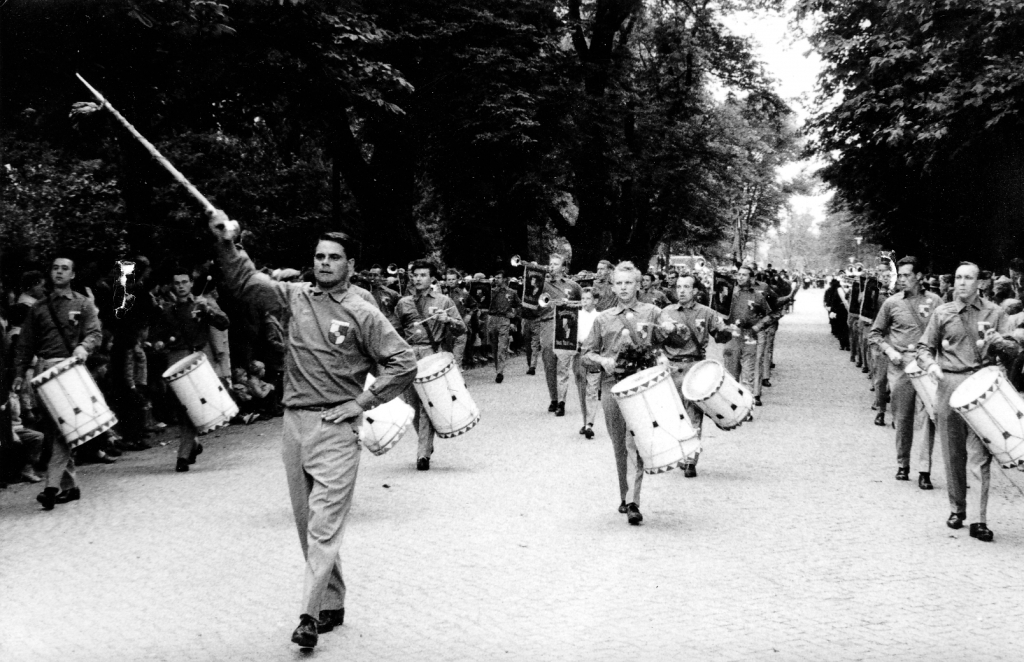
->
869 256 943 488
444 269 477 369
487 270 521 384
13 257 102 510
592 259 618 312
581 261 666 525
723 264 772 407
573 288 601 439
210 215 417 648
540 254 583 417
395 260 467 471
847 267 864 366
638 273 670 307
659 274 735 477
916 262 1021 542
153 268 230 473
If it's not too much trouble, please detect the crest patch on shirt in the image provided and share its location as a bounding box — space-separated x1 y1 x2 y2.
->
328 319 351 346
67 309 81 326
918 303 931 318
695 318 706 328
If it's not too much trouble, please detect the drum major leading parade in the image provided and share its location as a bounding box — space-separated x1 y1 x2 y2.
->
4 1 1024 660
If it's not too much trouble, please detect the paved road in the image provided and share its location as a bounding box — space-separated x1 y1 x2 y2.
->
3 293 1024 662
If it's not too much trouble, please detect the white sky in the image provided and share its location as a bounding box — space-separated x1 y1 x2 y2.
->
721 3 831 231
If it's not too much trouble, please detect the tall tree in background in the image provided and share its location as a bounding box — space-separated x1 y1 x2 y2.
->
797 0 1024 269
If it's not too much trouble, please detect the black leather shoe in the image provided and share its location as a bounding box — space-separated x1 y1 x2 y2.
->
176 458 190 473
946 512 966 529
918 472 933 490
969 523 994 542
37 486 59 511
850 355 856 362
895 467 909 481
555 402 566 417
754 396 762 407
618 500 628 514
626 502 643 525
96 451 116 464
548 401 558 413
874 412 886 426
416 457 430 471
683 464 697 478
105 445 123 457
55 487 81 504
771 362 776 369
761 379 772 387
317 608 345 633
583 425 594 439
188 443 204 465
744 413 754 422
862 367 870 374
495 373 504 384
579 426 587 435
526 367 536 375
291 614 319 648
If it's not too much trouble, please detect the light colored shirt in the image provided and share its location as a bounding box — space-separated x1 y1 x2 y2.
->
868 289 943 353
217 241 417 410
395 290 467 346
577 308 598 351
581 299 665 375
916 295 1020 373
660 301 731 361
15 290 102 375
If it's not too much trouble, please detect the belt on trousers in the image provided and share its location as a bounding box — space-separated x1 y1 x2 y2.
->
287 403 346 412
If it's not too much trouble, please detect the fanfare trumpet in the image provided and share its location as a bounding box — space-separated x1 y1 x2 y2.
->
510 255 544 269
537 293 552 308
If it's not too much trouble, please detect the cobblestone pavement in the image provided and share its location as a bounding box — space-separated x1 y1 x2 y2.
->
3 293 1024 662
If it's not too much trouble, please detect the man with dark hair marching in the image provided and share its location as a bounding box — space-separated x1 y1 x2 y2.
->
487 270 520 384
209 212 417 648
13 257 102 510
660 274 735 477
395 260 467 470
153 269 230 472
869 256 943 488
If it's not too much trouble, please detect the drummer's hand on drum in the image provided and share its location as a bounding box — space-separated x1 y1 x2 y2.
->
983 327 1009 350
72 345 89 361
599 356 618 374
323 400 364 424
153 341 166 352
12 377 23 393
885 347 903 366
927 364 945 382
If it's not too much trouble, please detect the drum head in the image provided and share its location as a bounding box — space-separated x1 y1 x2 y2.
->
949 367 1000 410
682 360 723 400
610 366 666 397
162 351 207 381
415 352 454 379
903 360 922 376
30 356 79 387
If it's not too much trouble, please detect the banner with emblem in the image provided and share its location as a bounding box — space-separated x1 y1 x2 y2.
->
553 305 579 355
471 280 492 310
521 265 547 310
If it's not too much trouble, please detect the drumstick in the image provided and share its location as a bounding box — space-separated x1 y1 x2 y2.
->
75 74 217 216
413 305 460 326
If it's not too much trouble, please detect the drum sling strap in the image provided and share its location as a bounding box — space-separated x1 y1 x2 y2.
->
45 297 78 356
414 296 441 353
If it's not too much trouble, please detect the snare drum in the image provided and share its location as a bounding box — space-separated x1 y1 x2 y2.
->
948 366 1024 466
611 366 698 474
681 359 753 430
30 357 117 448
904 360 938 421
162 352 239 435
359 374 414 455
413 352 480 438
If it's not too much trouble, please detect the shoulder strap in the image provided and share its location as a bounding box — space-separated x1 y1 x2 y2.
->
44 297 77 355
899 295 929 334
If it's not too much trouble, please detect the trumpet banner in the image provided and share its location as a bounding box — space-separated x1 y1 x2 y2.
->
521 264 547 310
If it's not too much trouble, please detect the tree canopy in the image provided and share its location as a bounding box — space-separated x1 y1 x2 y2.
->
2 0 804 280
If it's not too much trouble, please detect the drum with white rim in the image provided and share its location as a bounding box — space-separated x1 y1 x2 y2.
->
949 366 1024 467
358 373 414 455
611 366 698 474
31 357 117 448
162 352 238 435
681 359 753 430
904 360 938 421
413 351 480 438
